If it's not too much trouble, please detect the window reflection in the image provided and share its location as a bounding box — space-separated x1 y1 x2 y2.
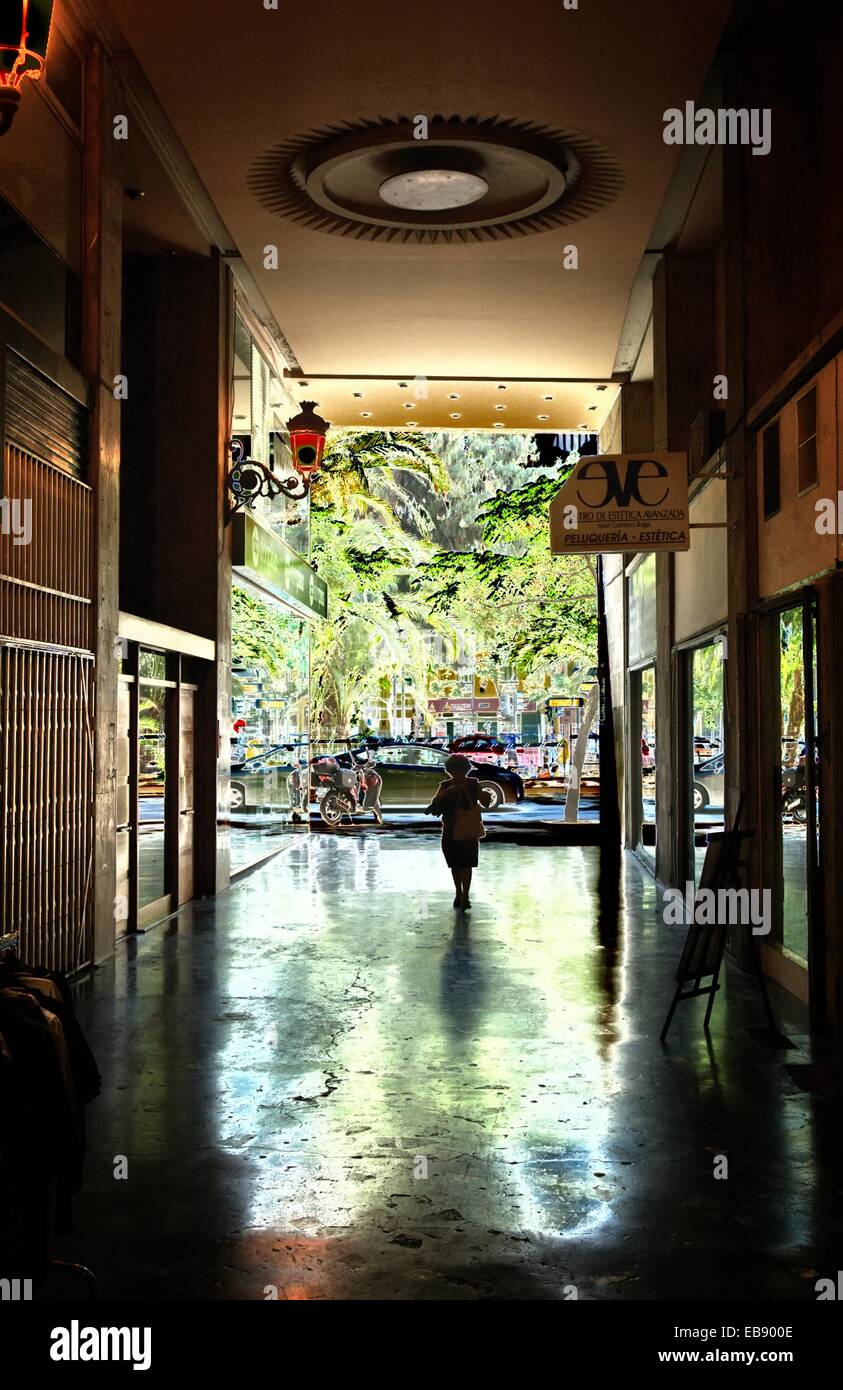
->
138 683 167 907
690 642 726 884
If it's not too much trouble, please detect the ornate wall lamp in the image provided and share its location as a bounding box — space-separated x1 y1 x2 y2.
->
226 402 330 521
0 1 55 137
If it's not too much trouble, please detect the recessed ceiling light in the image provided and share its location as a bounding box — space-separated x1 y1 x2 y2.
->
353 392 363 398
406 421 419 427
495 404 506 411
596 384 608 391
493 422 505 429
544 395 553 401
498 384 507 390
538 414 550 421
404 402 414 409
588 405 598 411
450 412 461 420
578 423 588 429
360 411 372 418
299 381 309 387
398 382 408 389
448 393 459 400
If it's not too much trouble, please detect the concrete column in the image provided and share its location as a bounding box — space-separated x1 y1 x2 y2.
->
82 46 123 963
132 252 233 896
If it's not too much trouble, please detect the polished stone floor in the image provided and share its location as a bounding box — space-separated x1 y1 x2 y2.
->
66 835 842 1301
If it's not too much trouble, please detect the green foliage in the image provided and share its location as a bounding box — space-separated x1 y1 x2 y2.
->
308 431 454 735
311 429 448 534
232 586 303 680
414 464 597 673
232 426 598 735
692 642 724 731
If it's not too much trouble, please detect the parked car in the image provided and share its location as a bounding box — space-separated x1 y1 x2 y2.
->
229 745 300 810
692 753 725 811
347 740 523 810
230 739 523 813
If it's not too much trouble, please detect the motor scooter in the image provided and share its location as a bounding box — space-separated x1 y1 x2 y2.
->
781 764 807 824
311 749 383 827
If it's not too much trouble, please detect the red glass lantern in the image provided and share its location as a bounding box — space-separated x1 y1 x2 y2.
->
286 401 330 480
0 1 55 137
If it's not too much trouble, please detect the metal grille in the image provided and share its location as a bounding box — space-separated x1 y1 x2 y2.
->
0 444 93 651
1 361 95 968
5 351 86 477
0 645 95 971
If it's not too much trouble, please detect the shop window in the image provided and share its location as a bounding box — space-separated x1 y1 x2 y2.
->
633 665 657 860
139 649 167 680
138 684 168 910
776 604 819 963
228 588 311 872
627 553 657 665
762 420 780 519
796 387 818 494
689 641 726 883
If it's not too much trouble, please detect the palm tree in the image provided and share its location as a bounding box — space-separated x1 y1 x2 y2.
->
311 429 448 534
309 430 453 738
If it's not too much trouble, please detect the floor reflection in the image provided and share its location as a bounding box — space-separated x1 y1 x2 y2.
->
67 835 839 1301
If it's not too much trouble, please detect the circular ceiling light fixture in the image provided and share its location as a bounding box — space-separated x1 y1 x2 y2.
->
448 393 460 400
538 414 550 421
249 114 623 244
493 422 505 429
450 412 461 420
379 169 488 211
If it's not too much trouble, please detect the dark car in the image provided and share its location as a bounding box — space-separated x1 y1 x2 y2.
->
692 753 725 811
349 740 522 810
229 744 301 811
230 740 524 813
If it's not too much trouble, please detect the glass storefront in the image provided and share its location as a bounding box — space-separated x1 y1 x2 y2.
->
639 665 657 858
775 602 819 963
138 680 168 910
229 595 312 873
688 639 726 883
225 310 326 874
116 637 203 932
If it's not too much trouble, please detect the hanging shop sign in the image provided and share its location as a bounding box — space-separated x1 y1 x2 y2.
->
549 453 689 554
231 513 328 620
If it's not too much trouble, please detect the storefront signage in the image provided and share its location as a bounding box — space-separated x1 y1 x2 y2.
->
429 697 501 715
549 453 690 553
232 513 328 620
546 703 582 719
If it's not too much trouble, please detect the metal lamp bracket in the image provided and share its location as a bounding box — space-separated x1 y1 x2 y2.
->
225 440 308 522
